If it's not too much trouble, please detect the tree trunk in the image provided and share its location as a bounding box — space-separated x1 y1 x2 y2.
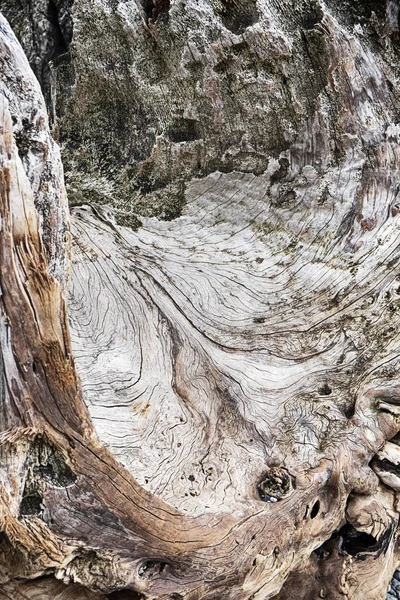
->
1 1 400 599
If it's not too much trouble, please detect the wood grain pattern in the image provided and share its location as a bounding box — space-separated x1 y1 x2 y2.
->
2 3 400 600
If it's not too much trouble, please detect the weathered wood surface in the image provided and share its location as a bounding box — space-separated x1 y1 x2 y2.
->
0 12 69 285
0 577 106 600
2 1 400 599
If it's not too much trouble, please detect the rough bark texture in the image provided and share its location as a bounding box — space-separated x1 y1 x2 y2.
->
2 1 400 599
0 11 69 284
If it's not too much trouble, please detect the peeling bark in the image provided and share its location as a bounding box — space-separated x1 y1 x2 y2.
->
1 1 400 599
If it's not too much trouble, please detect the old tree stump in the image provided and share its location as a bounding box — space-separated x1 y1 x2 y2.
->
1 0 400 598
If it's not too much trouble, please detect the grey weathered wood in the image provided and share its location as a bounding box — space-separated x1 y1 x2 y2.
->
1 2 400 599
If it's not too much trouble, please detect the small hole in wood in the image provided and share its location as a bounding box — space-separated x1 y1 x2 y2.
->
340 524 378 556
19 492 43 517
167 118 201 143
253 316 265 324
318 384 332 396
218 0 259 34
310 499 320 519
138 561 167 578
344 404 355 419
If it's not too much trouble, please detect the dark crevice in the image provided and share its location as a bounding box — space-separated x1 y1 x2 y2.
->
318 383 332 396
19 437 76 518
390 431 400 445
313 522 392 561
140 0 170 23
339 524 378 556
216 0 259 34
43 0 74 124
166 118 202 143
372 457 400 477
47 0 69 58
270 157 290 183
107 591 144 600
302 4 323 30
14 117 35 158
138 561 168 578
344 403 355 419
329 0 387 31
19 491 43 517
36 0 74 117
31 438 77 488
310 499 320 519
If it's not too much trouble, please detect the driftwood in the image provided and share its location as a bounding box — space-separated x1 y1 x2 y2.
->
2 1 400 599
